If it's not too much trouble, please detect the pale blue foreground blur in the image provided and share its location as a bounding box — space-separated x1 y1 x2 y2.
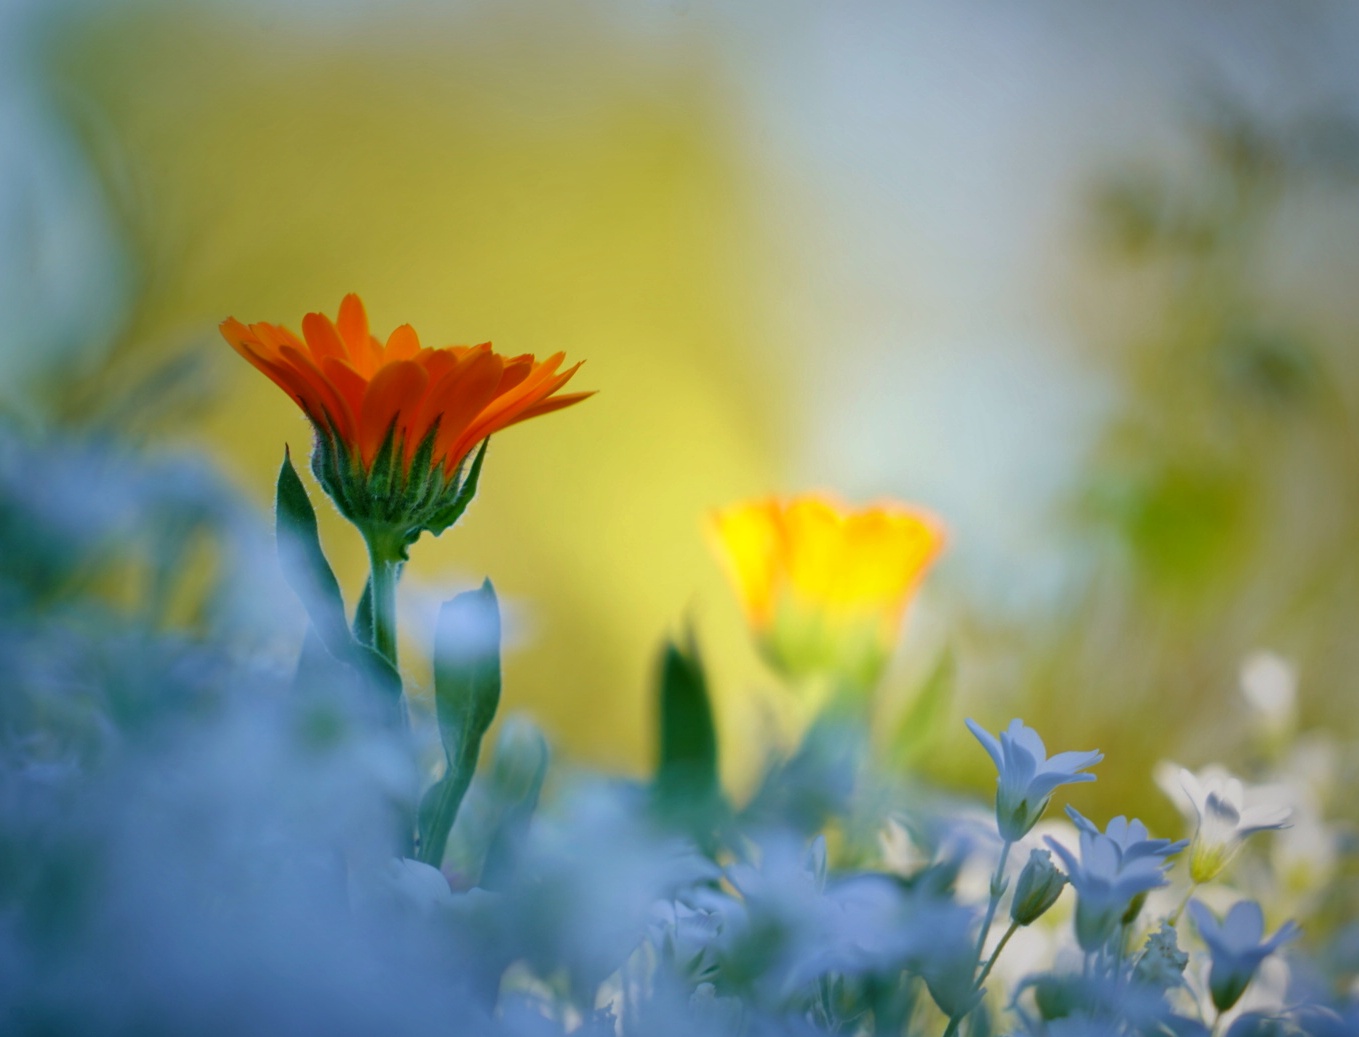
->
0 429 1352 1034
3 2 1359 1035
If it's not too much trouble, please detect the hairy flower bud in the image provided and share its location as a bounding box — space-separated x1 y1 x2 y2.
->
1010 849 1066 926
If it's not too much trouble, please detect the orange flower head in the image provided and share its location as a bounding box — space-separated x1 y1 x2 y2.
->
221 294 591 546
708 494 947 690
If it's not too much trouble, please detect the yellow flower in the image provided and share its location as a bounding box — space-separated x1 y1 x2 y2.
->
708 495 947 690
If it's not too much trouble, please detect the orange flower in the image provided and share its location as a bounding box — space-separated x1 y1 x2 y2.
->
222 294 591 542
708 495 946 689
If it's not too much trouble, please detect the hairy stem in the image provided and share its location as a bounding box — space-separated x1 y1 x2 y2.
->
364 532 404 667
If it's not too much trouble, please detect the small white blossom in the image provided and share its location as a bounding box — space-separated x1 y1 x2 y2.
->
1239 651 1297 739
1156 764 1291 884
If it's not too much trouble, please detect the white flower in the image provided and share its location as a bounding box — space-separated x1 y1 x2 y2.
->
1155 763 1291 884
966 718 1102 842
1239 651 1297 741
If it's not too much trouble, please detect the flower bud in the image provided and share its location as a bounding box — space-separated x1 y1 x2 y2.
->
489 716 550 800
1132 922 1188 994
1010 849 1065 926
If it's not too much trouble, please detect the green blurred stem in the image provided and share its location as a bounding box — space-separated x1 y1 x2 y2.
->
945 840 1012 1037
1167 884 1197 926
974 841 1012 963
974 921 1020 993
364 531 404 668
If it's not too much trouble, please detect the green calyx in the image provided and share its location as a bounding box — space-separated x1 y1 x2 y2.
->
309 418 489 555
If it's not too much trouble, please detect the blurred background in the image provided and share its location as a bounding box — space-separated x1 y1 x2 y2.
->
5 0 1359 828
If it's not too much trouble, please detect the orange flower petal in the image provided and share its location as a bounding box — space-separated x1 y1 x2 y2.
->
337 293 381 376
225 295 591 488
460 358 578 442
414 346 494 427
358 359 430 465
496 357 535 395
221 321 321 413
278 345 358 442
302 311 349 364
429 351 506 468
386 323 421 361
417 348 460 385
321 356 369 419
248 351 330 426
504 390 595 424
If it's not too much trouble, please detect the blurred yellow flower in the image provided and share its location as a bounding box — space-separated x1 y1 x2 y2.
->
708 495 946 691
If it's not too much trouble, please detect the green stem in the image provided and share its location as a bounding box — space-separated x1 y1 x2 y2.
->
363 530 415 858
973 841 1012 964
945 840 1012 1037
364 532 403 667
973 921 1020 994
1167 884 1197 926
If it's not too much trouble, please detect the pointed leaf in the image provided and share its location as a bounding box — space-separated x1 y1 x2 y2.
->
417 579 502 866
275 449 401 706
423 436 489 537
654 635 719 804
276 447 349 647
652 634 725 852
353 577 374 647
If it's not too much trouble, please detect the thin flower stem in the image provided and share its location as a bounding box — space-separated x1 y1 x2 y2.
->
945 840 1013 1037
973 840 1013 965
365 533 403 667
1167 884 1198 926
974 921 1020 993
1113 921 1132 981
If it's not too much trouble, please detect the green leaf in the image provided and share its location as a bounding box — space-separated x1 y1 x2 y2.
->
652 634 724 850
889 647 955 769
417 578 502 867
479 718 550 890
423 437 489 537
275 449 401 706
352 577 373 647
654 635 719 802
276 447 348 644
